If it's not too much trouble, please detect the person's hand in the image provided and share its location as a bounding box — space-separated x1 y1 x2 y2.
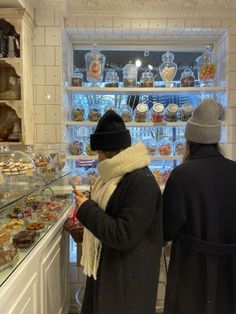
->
73 189 89 209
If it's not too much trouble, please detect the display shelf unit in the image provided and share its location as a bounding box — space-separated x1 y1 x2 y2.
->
65 86 226 96
64 121 187 127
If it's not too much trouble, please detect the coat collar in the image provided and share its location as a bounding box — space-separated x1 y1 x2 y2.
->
189 144 224 160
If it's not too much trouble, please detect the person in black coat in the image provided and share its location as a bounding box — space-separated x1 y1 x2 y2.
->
163 98 236 314
72 110 163 314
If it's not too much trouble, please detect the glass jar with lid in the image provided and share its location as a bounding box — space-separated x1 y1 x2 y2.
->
72 103 86 121
88 104 101 122
143 138 158 156
159 51 177 87
105 69 119 87
179 103 193 121
71 72 83 87
160 165 173 185
151 103 165 123
180 68 195 87
158 138 172 156
120 105 133 122
140 69 154 87
69 141 83 155
174 138 185 156
123 61 138 87
165 103 179 122
25 145 52 175
85 44 106 84
196 45 216 86
134 103 148 122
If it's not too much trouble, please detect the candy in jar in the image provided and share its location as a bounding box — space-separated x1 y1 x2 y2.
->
196 45 216 87
151 103 165 123
69 141 83 155
180 68 195 87
174 138 185 156
158 138 172 156
88 104 101 122
165 103 179 122
179 103 193 121
143 138 157 156
159 51 177 87
134 103 148 122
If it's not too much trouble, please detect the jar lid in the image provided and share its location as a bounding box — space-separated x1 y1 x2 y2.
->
182 103 193 113
136 103 148 113
153 103 164 113
167 103 179 113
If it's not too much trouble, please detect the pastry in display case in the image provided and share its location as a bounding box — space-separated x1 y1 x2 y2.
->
0 149 34 175
0 172 73 285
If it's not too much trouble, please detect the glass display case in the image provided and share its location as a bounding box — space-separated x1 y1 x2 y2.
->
0 172 73 287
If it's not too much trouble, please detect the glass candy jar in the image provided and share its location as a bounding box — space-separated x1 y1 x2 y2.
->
179 103 193 121
85 44 106 84
69 141 83 155
72 104 85 121
120 105 133 122
165 103 179 122
180 68 195 87
88 104 101 122
151 103 165 123
158 138 172 156
143 138 157 156
134 103 148 122
159 51 177 87
174 138 185 156
71 73 83 87
140 69 154 87
123 61 137 87
86 168 98 185
105 69 119 87
196 45 216 86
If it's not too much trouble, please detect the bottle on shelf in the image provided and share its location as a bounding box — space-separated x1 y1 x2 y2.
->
196 45 216 87
105 69 119 87
85 44 106 85
180 68 195 87
123 61 138 87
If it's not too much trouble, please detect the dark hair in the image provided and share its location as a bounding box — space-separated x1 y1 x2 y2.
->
98 150 123 159
183 141 222 162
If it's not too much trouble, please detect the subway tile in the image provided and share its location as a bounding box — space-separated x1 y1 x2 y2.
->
131 19 149 29
184 19 203 28
228 72 236 90
65 18 77 28
55 86 62 104
35 8 54 26
228 89 236 107
203 19 221 29
229 35 236 53
56 124 62 142
222 19 236 34
229 53 236 71
34 66 45 85
45 27 61 46
34 105 46 123
77 19 94 28
36 124 56 143
45 66 61 85
35 47 55 66
148 19 167 29
225 107 236 124
46 105 61 123
36 86 55 104
167 19 184 28
113 19 130 29
33 27 44 46
55 47 62 66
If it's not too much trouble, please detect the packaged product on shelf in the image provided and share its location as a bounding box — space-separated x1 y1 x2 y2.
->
159 51 177 87
88 104 101 122
72 106 85 121
158 138 172 156
134 103 148 122
69 141 83 155
140 69 154 87
180 68 195 87
143 138 158 156
86 168 98 185
85 44 106 84
123 61 137 87
151 103 165 123
71 73 83 87
179 103 193 121
196 45 216 86
120 105 133 122
165 103 179 122
105 69 119 87
174 138 185 156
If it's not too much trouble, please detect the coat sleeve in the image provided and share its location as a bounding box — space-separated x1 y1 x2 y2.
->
163 172 187 242
76 173 162 251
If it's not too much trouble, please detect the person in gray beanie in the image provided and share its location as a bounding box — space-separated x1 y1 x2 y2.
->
69 110 163 314
163 98 236 314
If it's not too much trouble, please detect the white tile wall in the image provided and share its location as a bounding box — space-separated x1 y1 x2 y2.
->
184 19 203 28
228 72 236 90
35 8 55 27
167 19 184 28
34 66 45 85
56 124 62 142
46 105 61 123
228 89 236 107
45 66 61 85
36 86 56 104
148 19 167 29
55 86 62 104
45 27 61 46
34 105 46 123
35 47 55 66
33 27 45 46
55 47 62 66
229 53 236 71
36 124 56 142
226 108 236 124
229 35 236 53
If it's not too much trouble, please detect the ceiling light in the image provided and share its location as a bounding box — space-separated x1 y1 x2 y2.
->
135 59 142 67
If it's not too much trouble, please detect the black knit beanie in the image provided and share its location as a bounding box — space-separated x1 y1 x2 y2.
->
90 110 131 151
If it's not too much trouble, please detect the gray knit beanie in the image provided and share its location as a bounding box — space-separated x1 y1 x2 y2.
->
184 98 221 144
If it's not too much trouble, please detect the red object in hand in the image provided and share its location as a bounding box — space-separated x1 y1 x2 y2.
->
72 208 77 222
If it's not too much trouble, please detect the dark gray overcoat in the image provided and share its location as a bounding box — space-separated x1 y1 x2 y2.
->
77 166 163 314
163 145 236 314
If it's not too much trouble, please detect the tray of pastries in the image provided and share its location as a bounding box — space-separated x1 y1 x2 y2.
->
12 230 37 249
26 221 45 231
0 247 19 272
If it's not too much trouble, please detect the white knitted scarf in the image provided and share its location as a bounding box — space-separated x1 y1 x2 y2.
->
80 142 151 279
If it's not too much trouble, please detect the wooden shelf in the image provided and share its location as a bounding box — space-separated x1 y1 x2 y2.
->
65 86 225 95
64 121 187 127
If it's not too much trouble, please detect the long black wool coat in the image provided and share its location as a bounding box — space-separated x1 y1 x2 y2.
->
77 166 163 314
163 145 236 314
